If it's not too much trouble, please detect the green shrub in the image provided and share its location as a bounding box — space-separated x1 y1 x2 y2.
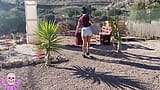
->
150 2 160 8
94 11 102 16
108 8 123 16
129 1 160 23
132 1 146 11
37 21 62 66
64 7 80 18
65 19 76 30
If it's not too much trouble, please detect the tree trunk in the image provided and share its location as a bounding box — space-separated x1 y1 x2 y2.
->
46 52 51 66
116 31 121 53
117 40 121 53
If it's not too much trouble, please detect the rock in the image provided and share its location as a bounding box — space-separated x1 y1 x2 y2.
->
10 61 23 67
28 60 34 65
56 55 69 62
16 61 23 66
1 63 5 68
5 62 12 67
34 59 45 64
23 60 29 66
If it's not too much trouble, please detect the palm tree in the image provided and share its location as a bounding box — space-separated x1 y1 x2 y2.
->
37 21 62 66
109 16 121 53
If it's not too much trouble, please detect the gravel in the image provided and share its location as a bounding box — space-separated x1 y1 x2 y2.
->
0 36 160 90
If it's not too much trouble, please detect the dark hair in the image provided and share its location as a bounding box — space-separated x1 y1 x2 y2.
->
82 6 87 10
81 6 87 14
81 10 87 14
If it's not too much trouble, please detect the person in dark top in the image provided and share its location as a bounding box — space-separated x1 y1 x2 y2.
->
75 8 93 58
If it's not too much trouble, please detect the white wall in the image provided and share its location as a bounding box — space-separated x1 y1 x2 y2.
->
25 0 38 44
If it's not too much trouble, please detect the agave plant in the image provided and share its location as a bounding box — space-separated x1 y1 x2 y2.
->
37 21 61 66
109 16 121 53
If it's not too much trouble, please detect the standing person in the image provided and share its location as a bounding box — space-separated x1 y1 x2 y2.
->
75 8 93 58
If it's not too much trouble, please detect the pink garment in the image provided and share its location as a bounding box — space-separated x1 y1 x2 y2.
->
0 78 22 90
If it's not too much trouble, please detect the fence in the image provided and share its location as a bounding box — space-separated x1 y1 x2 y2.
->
126 8 160 39
127 21 160 39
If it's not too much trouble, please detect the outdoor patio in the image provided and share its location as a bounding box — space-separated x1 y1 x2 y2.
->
0 0 160 90
0 36 160 90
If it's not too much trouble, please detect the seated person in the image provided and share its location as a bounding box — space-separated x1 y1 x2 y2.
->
99 21 112 35
99 21 112 45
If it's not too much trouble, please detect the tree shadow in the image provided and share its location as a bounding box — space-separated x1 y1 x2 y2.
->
60 44 160 62
109 60 160 71
61 41 155 51
88 56 160 71
54 65 150 90
123 52 160 62
122 44 155 50
61 43 155 52
91 43 155 51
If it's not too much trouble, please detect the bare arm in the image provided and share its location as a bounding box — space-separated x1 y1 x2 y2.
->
75 22 81 35
89 16 94 24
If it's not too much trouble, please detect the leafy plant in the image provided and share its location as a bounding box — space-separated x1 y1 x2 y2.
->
129 1 160 23
150 2 160 8
108 8 123 16
94 11 102 17
37 21 62 66
109 16 121 53
45 13 55 22
64 7 80 18
132 0 147 11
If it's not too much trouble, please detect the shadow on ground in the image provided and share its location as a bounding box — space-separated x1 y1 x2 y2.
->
60 44 160 62
123 52 160 62
91 43 155 51
61 43 155 52
54 65 150 90
88 56 160 71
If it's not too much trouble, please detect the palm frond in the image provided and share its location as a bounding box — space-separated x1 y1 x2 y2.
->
37 20 62 60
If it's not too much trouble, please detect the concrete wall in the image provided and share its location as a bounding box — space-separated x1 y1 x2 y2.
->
25 0 38 44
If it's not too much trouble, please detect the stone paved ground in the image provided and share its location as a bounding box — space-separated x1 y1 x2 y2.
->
0 36 160 90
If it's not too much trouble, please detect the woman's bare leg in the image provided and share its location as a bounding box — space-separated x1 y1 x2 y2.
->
82 36 87 55
87 36 92 54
